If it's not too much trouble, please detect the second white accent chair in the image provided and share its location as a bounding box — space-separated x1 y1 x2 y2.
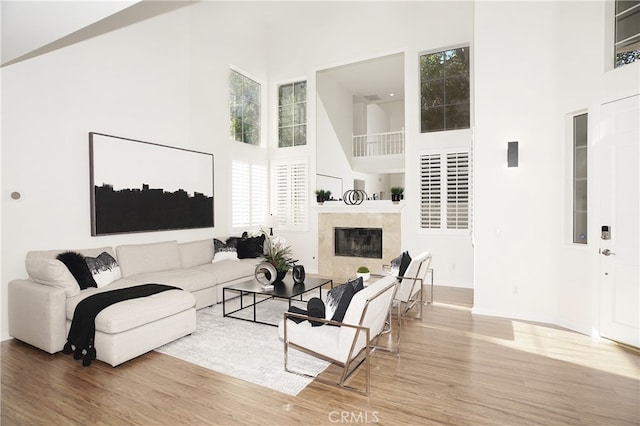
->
393 251 433 323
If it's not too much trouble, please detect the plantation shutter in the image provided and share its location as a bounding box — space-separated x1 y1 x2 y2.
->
420 154 442 229
421 149 471 232
232 161 250 228
446 152 470 229
251 164 267 226
272 160 307 230
231 160 266 228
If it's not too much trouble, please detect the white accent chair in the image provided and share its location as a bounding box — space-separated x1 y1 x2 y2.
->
278 275 398 396
394 251 432 322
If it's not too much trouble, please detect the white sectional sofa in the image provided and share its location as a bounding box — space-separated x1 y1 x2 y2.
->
8 238 260 366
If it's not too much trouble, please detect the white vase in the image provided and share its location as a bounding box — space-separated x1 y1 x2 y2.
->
356 272 370 282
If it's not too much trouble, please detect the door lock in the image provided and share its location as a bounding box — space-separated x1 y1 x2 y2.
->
601 249 616 256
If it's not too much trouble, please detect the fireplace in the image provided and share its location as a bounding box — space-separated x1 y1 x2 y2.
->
334 227 383 259
318 210 401 279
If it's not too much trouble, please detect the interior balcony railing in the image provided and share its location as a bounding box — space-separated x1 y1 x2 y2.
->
352 129 405 157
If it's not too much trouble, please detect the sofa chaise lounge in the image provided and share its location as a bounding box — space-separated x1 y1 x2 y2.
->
8 238 260 366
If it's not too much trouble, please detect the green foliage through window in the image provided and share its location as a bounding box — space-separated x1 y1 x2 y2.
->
278 81 307 147
230 70 261 145
420 47 470 133
615 0 640 68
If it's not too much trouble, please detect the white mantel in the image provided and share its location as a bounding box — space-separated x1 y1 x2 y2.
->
314 200 405 214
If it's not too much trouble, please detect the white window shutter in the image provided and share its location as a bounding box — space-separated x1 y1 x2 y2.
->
420 150 471 231
420 154 442 229
251 164 267 226
232 161 250 228
232 161 267 228
446 152 470 229
272 160 307 230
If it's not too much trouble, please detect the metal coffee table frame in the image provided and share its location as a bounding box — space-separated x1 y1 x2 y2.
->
222 275 333 327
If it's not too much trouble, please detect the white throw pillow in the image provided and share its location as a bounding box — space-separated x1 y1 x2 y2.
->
84 252 122 288
212 251 239 263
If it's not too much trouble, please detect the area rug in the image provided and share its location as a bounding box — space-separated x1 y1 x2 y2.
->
155 297 330 396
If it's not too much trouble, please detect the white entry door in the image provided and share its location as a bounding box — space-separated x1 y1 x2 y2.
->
598 94 640 348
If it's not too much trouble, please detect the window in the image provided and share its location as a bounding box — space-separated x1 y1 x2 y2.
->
272 160 307 230
420 150 471 231
231 160 267 228
420 47 470 133
278 81 307 147
615 0 640 67
573 113 588 244
230 70 261 145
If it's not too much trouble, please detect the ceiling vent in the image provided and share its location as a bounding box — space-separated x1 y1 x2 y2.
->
363 94 381 102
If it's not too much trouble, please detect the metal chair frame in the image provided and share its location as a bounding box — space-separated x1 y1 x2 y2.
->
282 280 398 396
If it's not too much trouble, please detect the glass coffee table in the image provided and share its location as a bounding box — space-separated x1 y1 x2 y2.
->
222 275 333 326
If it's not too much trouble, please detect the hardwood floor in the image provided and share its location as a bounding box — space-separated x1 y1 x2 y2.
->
2 286 639 425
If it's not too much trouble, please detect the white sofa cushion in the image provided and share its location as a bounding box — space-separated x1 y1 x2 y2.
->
193 258 257 285
116 241 182 277
179 239 214 268
126 268 215 293
66 286 195 334
25 247 116 297
25 258 79 297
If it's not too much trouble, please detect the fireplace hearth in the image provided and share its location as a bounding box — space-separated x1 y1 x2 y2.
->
334 227 383 259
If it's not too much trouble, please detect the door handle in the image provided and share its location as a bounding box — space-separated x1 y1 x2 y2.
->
601 249 616 256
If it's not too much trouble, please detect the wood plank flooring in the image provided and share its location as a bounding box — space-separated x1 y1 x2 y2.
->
2 286 639 425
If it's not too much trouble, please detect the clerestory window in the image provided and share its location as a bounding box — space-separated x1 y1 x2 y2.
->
615 0 640 67
278 81 307 147
420 47 470 133
230 69 261 145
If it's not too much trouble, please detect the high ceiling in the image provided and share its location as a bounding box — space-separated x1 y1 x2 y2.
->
1 1 403 103
1 1 191 67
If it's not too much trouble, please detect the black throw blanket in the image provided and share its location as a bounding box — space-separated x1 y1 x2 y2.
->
63 284 179 366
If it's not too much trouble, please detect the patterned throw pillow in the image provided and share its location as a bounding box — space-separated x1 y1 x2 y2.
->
212 238 238 262
325 276 364 322
84 252 121 288
390 251 411 281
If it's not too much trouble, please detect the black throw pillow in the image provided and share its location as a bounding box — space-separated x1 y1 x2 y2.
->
287 297 326 327
398 251 411 282
236 234 265 259
56 251 97 290
330 283 356 323
348 276 364 294
307 297 326 327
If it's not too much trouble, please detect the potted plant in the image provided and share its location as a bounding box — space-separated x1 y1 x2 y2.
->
390 187 404 203
315 189 332 204
262 233 297 282
356 266 370 282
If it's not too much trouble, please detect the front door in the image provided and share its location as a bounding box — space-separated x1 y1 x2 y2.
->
598 94 640 348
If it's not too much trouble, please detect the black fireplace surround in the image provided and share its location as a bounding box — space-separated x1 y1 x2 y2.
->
334 227 383 259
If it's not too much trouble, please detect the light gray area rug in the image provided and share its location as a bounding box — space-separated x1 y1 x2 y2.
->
156 297 330 396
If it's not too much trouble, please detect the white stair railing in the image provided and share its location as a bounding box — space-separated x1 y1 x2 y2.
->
353 129 405 157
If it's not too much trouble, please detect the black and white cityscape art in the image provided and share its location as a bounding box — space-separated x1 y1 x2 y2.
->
90 132 214 235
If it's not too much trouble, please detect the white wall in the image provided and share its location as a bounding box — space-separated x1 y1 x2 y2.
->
473 1 640 332
266 1 475 287
0 3 269 341
473 1 563 323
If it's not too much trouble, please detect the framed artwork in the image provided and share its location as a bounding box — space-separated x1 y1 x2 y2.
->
89 132 214 235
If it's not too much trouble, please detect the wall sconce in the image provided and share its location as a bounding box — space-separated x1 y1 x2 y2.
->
507 141 519 167
265 214 278 236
